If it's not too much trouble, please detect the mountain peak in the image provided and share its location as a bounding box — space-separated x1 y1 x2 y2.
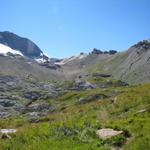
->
0 31 15 35
0 31 43 58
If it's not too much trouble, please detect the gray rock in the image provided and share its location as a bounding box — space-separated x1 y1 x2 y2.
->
13 104 25 112
28 112 39 117
91 48 103 55
27 112 48 118
74 79 96 90
0 76 18 90
23 91 41 101
0 112 10 118
27 103 53 112
96 128 123 140
109 50 117 55
136 108 150 114
90 49 117 55
0 99 16 107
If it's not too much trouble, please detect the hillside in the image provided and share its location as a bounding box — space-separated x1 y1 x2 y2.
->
0 82 149 150
58 40 150 84
88 40 150 84
0 32 150 150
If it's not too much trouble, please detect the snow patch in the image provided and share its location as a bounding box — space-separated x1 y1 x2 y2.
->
55 53 88 65
0 43 23 56
35 53 50 63
34 52 51 63
35 57 47 63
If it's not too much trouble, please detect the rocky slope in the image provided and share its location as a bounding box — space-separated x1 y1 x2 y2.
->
0 32 150 150
0 31 150 118
0 31 66 81
87 40 150 84
55 40 150 84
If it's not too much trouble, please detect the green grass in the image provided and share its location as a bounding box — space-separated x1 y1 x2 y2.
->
0 83 150 150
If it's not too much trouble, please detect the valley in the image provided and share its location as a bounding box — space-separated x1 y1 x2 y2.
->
0 31 149 150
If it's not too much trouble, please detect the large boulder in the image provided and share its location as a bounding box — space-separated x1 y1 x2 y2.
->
96 128 123 140
91 48 103 55
73 78 96 90
109 50 117 55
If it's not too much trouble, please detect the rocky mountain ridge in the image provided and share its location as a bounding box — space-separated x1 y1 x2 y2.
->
1 31 150 85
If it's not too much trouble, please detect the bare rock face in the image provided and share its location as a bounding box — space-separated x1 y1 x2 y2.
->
96 128 123 140
133 40 150 52
73 78 96 90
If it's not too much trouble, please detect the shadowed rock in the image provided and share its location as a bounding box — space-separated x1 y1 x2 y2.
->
1 129 17 139
78 94 108 104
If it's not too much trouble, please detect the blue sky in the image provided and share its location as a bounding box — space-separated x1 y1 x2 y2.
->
0 0 150 58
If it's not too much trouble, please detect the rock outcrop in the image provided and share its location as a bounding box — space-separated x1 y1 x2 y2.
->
91 48 117 55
